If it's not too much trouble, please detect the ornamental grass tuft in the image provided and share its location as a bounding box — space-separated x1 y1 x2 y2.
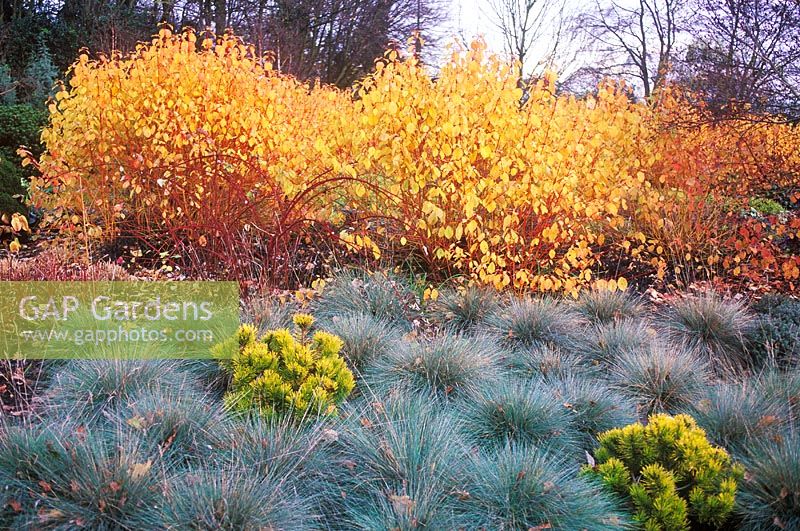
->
362 333 502 400
661 292 757 373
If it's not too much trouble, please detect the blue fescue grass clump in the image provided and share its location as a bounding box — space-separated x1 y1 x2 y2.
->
546 373 638 451
484 296 589 352
608 343 709 415
428 285 501 333
461 443 631 530
321 396 469 530
661 292 757 373
0 421 168 529
505 344 595 381
456 379 579 453
753 368 800 421
163 466 320 530
362 333 502 400
322 312 403 371
311 270 419 330
573 288 646 325
44 358 201 425
582 319 658 366
221 415 334 481
112 384 228 464
737 428 800 531
684 380 789 458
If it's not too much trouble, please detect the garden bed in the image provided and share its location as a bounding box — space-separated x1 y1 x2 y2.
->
1 270 798 530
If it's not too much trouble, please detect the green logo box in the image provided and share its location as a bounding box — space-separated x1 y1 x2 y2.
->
1 281 239 359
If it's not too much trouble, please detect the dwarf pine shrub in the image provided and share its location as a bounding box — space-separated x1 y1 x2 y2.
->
584 413 744 530
218 315 355 419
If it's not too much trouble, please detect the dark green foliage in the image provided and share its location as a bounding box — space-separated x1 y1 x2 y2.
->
737 429 800 531
547 374 638 450
363 333 502 400
750 294 800 368
608 344 709 415
574 288 645 325
428 285 501 333
0 175 27 217
0 103 47 218
323 312 403 371
457 379 578 452
462 444 630 530
312 270 419 330
45 358 201 424
0 159 26 199
0 63 14 104
0 422 168 529
485 296 589 352
585 414 743 530
661 292 756 372
163 466 320 530
0 103 46 167
323 396 469 530
686 381 789 458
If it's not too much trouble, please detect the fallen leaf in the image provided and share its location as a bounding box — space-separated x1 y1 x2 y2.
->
130 460 152 480
126 416 146 430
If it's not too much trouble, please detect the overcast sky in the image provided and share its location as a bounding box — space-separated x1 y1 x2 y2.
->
443 0 583 76
448 0 506 51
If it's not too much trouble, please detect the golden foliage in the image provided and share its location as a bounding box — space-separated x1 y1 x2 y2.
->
29 29 800 292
